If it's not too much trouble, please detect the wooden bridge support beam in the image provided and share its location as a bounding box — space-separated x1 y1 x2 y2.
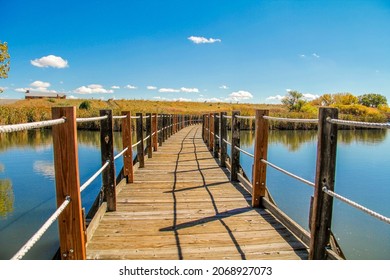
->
309 107 338 260
230 111 240 181
252 110 269 208
121 111 134 183
52 106 86 260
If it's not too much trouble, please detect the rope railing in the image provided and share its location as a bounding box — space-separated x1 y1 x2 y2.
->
0 118 66 133
322 186 390 225
236 115 256 120
263 116 319 123
76 115 108 123
143 135 150 142
131 116 140 119
80 161 110 193
114 147 129 160
223 138 231 146
113 115 127 120
132 140 142 148
223 115 232 119
11 196 71 260
261 159 315 188
327 118 390 129
234 145 255 158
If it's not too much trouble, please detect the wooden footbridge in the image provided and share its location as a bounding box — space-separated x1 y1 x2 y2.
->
86 125 307 260
3 106 389 260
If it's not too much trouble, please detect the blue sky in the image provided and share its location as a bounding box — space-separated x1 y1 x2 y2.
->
1 0 390 103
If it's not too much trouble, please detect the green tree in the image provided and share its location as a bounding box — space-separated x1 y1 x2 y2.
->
281 90 306 112
0 41 10 93
358 93 388 108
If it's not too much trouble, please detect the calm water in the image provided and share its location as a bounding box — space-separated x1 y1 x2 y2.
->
0 129 389 259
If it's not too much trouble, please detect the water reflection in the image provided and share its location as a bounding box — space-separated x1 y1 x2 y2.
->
33 161 55 180
238 129 387 151
0 130 52 151
0 179 14 218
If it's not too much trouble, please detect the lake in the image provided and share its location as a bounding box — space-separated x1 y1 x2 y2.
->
0 128 389 260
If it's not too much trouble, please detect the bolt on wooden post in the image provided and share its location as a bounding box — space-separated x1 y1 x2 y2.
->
309 107 338 260
100 109 116 212
252 110 269 208
52 106 86 260
121 111 134 183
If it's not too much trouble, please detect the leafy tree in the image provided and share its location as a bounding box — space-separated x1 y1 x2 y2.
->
281 90 307 112
358 93 388 108
79 100 91 110
0 41 10 93
333 93 359 105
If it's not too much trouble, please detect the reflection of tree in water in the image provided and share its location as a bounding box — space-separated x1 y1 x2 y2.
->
268 130 318 151
338 129 387 145
238 129 387 151
0 130 52 151
0 172 14 217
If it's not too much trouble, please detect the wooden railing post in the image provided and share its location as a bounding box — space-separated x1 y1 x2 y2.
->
146 113 152 158
152 113 158 151
202 114 205 142
252 110 269 208
208 113 214 151
213 112 219 158
158 114 163 146
219 112 227 167
309 107 338 260
163 115 167 141
100 109 116 212
231 111 240 181
121 111 134 183
52 106 86 260
136 113 145 168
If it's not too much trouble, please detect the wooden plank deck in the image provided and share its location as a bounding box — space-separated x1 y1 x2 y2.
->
86 125 309 260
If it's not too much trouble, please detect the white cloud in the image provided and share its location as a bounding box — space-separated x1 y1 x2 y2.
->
219 85 229 89
299 54 306 58
74 84 113 94
68 95 78 99
15 88 29 93
30 80 50 88
125 84 137 90
227 90 253 101
188 36 221 44
312 53 320 58
147 86 157 90
111 86 120 89
153 96 168 100
266 95 284 101
180 87 199 93
158 88 180 93
31 55 69 68
302 93 320 100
